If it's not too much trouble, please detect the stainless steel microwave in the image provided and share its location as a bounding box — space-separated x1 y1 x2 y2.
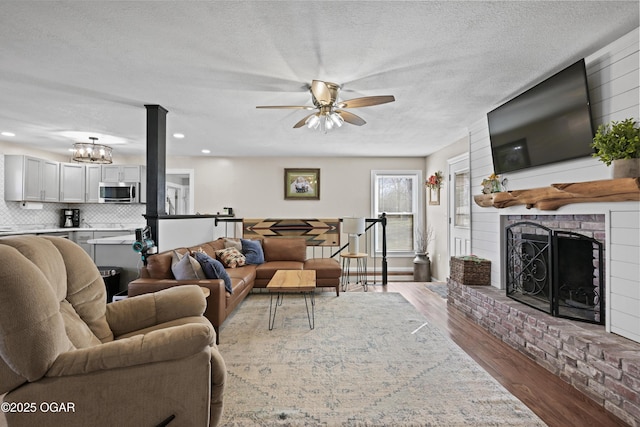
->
98 182 140 203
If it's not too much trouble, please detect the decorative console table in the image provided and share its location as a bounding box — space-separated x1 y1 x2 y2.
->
473 177 640 210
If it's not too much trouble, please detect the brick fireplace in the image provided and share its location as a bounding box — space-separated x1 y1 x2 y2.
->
448 282 640 425
448 213 640 425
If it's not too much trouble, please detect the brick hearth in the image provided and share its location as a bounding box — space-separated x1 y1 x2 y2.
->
448 279 640 426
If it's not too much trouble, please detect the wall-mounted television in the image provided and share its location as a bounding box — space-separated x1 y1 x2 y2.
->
487 59 595 175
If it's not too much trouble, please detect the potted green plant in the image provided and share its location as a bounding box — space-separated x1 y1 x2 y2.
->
591 118 640 178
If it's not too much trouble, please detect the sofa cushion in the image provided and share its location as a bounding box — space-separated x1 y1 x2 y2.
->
226 264 257 283
0 242 74 389
304 258 342 278
225 265 257 296
60 299 102 348
255 261 304 280
210 239 226 253
193 251 233 294
215 247 246 268
188 243 218 260
241 239 265 265
229 278 248 296
262 237 306 262
171 251 206 280
145 251 176 279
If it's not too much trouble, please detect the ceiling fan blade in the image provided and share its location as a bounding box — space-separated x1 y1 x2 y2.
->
337 110 366 126
311 80 332 106
337 95 395 109
256 105 316 110
293 113 317 128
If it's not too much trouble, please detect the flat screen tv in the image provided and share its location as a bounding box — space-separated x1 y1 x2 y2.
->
487 59 595 175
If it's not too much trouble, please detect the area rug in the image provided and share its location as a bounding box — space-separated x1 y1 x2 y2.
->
217 293 546 426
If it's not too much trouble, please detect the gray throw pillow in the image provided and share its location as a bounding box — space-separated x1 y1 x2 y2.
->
223 238 242 251
171 250 206 280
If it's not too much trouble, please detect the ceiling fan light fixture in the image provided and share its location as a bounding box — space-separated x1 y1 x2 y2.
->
257 79 394 132
324 115 334 131
330 112 344 127
72 137 113 164
306 114 320 129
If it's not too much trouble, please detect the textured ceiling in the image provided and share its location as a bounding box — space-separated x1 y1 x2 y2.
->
0 1 638 159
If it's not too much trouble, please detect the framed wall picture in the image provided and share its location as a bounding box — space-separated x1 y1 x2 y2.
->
284 168 320 200
429 187 440 205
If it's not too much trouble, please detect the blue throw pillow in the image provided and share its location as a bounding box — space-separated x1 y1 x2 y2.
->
241 239 265 265
193 251 233 294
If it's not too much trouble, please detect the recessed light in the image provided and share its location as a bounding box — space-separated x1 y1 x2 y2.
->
1 132 15 137
173 133 185 139
201 149 211 154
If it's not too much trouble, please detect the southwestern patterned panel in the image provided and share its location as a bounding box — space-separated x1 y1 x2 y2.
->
243 218 340 246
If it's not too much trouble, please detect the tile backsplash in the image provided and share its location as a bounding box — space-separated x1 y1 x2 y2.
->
69 203 146 229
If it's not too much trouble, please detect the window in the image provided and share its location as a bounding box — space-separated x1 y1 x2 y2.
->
372 171 422 253
454 170 470 228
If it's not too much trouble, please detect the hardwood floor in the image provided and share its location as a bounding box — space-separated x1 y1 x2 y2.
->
356 282 629 427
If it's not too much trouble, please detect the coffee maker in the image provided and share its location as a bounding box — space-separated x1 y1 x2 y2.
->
60 209 80 228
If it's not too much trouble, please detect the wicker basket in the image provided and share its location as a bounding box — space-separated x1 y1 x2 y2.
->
450 256 491 285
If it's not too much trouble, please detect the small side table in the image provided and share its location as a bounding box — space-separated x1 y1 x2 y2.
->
340 252 368 292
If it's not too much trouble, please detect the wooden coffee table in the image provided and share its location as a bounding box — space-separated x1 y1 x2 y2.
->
267 270 316 330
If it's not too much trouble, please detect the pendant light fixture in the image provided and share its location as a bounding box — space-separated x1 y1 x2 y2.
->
72 136 113 164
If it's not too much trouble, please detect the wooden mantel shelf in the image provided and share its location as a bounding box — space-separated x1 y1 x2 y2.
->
473 178 640 210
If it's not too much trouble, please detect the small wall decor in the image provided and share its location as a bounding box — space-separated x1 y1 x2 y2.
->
243 218 339 245
426 171 443 205
481 173 503 194
428 187 440 205
284 168 320 200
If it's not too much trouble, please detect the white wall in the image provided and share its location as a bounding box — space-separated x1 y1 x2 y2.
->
425 136 469 281
166 156 422 216
165 156 427 273
469 28 640 342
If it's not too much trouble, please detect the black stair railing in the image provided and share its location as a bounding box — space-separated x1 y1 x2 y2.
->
331 213 388 285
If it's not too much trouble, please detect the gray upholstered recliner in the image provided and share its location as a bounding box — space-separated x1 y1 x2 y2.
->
0 235 225 427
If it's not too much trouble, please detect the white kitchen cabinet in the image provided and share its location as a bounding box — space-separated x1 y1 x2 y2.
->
85 164 101 203
59 162 85 203
101 165 143 183
4 155 59 202
100 164 146 203
41 161 59 202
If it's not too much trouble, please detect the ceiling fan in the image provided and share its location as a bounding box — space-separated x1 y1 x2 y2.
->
256 80 395 131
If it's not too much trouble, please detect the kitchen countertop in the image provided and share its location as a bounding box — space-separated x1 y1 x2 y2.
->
87 234 136 245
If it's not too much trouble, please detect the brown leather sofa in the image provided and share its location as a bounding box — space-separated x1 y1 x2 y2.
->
128 237 341 342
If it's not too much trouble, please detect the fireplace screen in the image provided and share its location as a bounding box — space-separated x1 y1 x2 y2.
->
505 222 604 324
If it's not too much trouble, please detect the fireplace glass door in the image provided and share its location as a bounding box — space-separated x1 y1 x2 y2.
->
505 222 604 324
